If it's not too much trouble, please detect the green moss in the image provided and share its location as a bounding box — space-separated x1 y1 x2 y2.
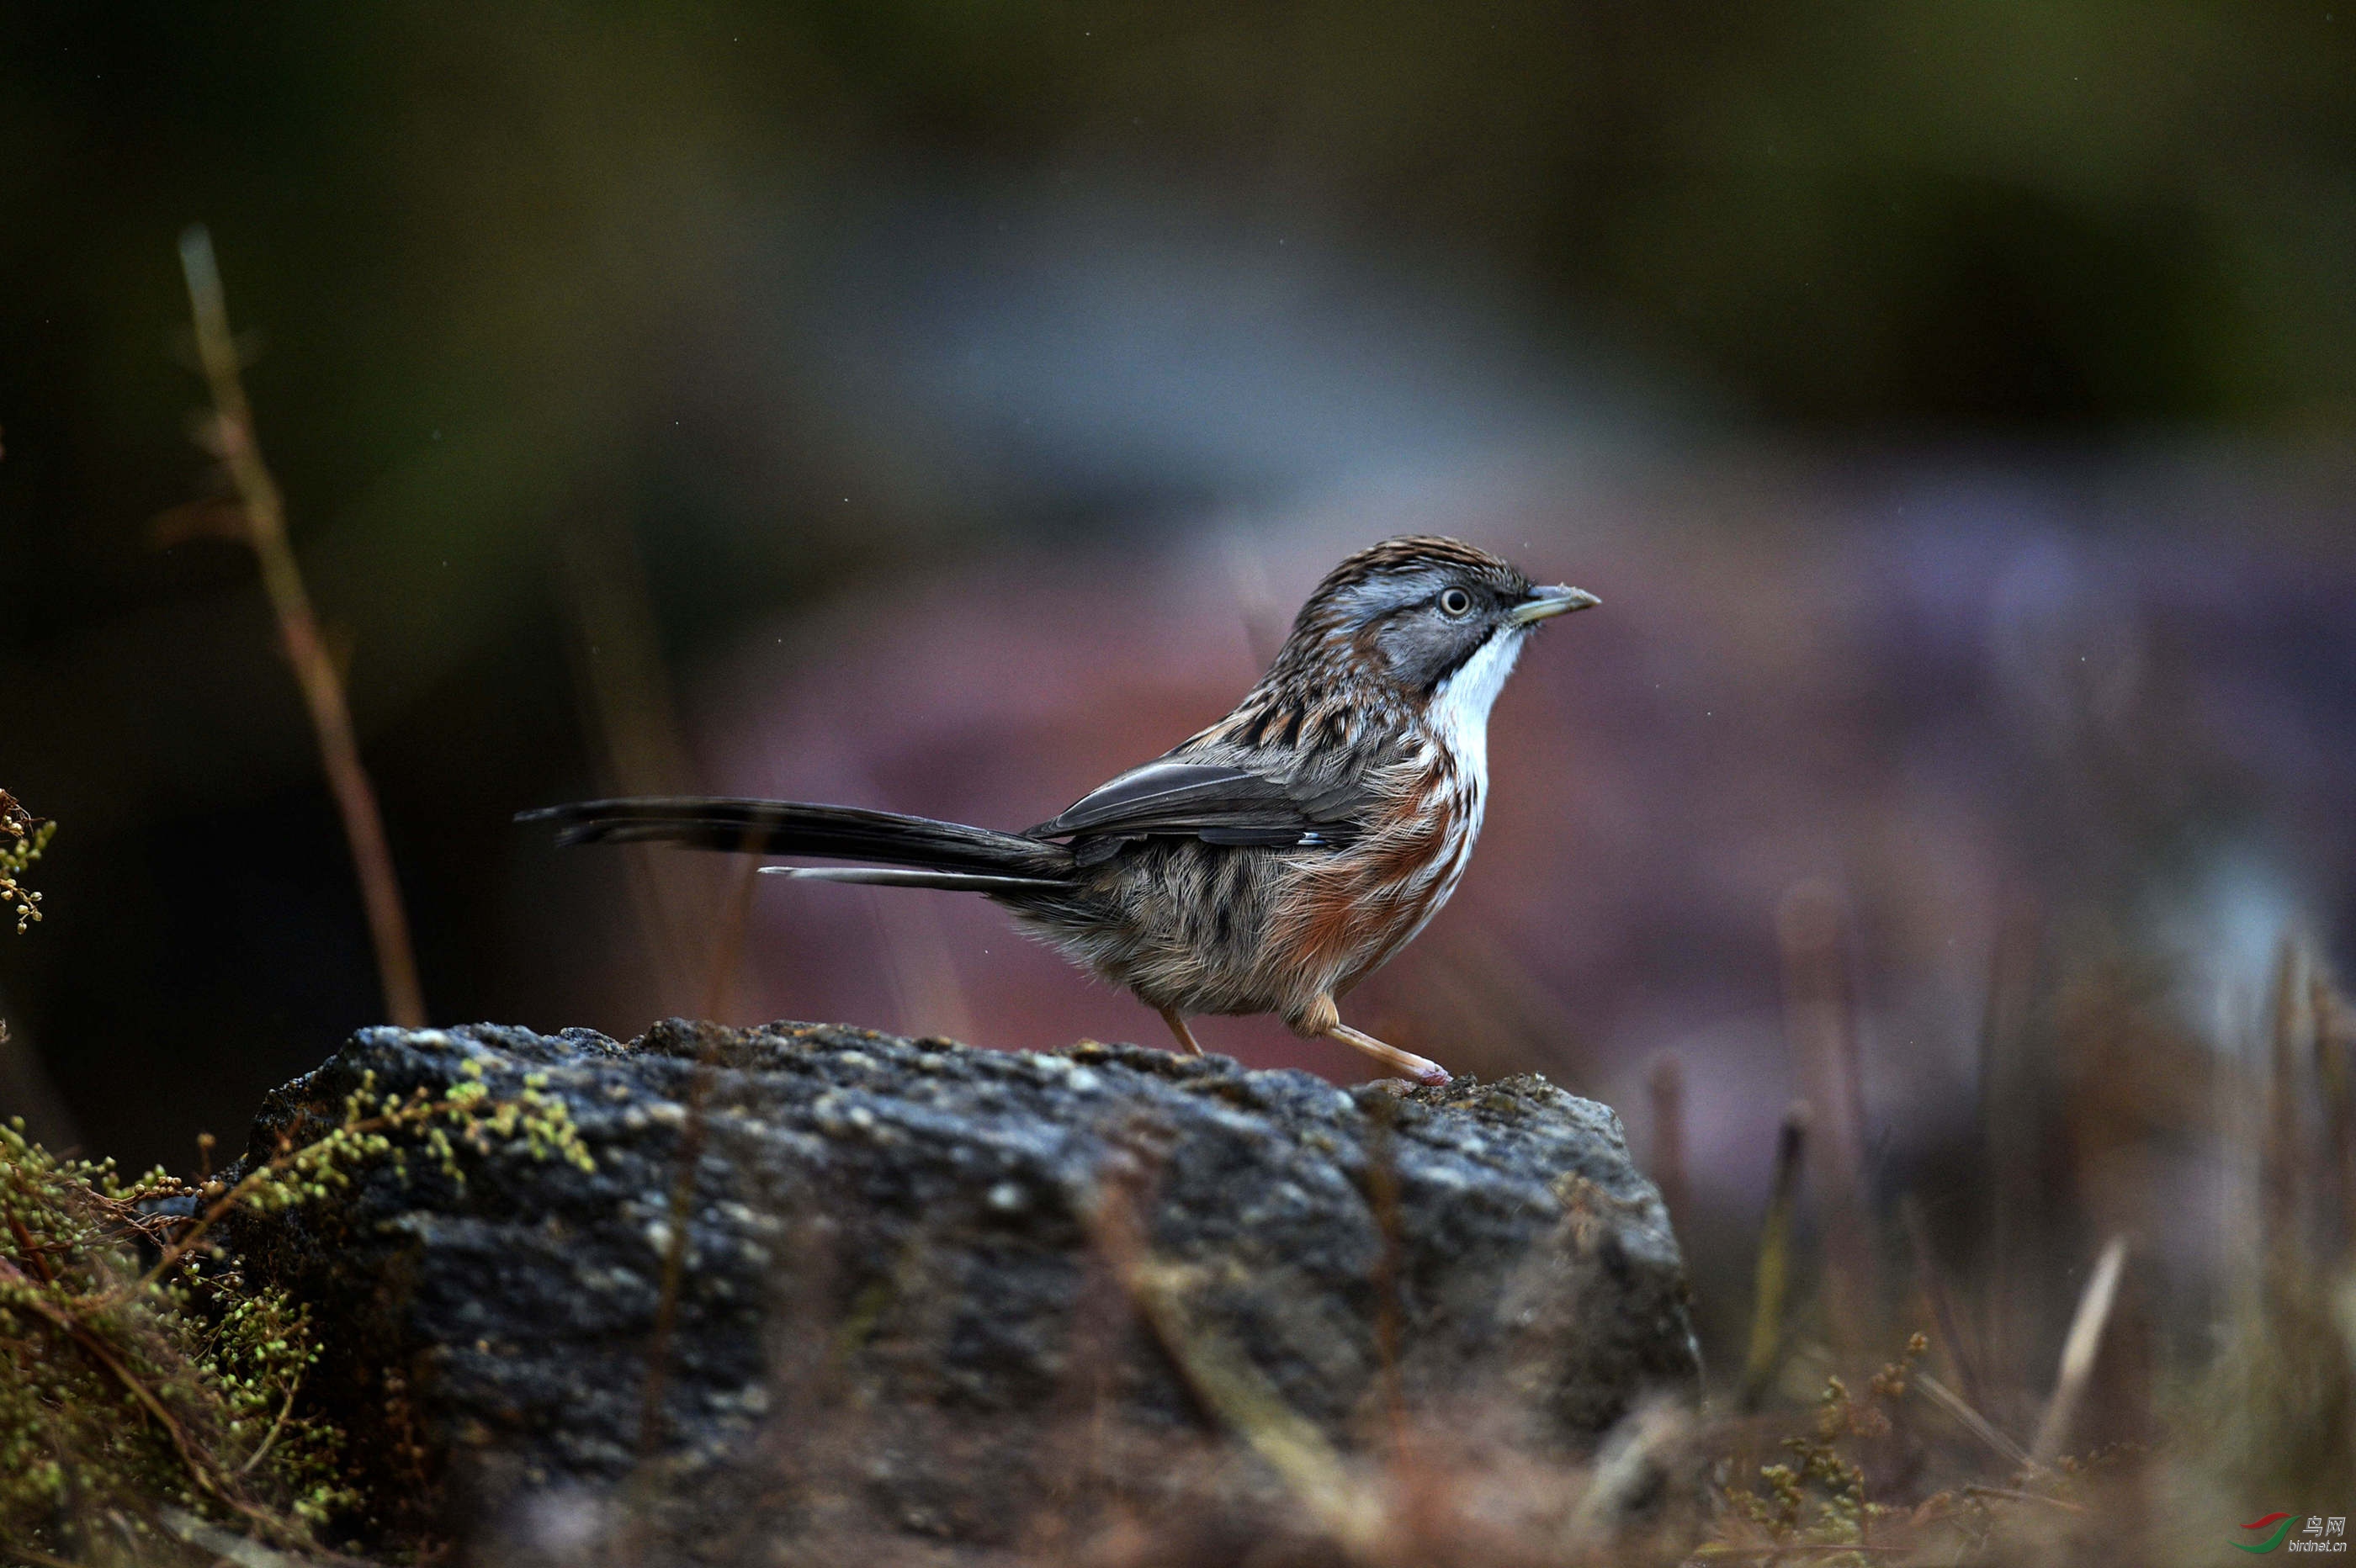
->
0 1120 338 1561
0 1069 593 1564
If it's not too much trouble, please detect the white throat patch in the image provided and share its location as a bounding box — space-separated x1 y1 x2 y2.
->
1425 627 1526 798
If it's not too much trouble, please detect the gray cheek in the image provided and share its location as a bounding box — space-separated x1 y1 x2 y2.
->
1377 616 1485 692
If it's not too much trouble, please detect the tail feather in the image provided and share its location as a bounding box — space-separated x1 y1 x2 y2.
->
518 797 1075 880
767 866 1069 893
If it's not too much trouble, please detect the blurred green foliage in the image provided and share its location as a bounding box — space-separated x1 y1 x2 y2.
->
3 0 2350 447
0 0 2348 1173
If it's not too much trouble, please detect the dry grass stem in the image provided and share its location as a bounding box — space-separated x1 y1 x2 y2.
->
555 513 714 1011
1777 880 1876 1350
174 226 426 1029
1124 1258 1370 1548
1913 1370 2030 1471
1742 1102 1809 1408
2027 1235 2126 1465
1901 1194 1986 1416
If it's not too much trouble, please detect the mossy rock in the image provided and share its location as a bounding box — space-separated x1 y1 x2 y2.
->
225 1020 1701 1561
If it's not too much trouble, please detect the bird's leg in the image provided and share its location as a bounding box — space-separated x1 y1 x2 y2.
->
1299 993 1450 1086
1328 1023 1451 1087
1158 1006 1205 1057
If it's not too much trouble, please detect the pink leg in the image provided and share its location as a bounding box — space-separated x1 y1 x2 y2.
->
1157 1007 1205 1056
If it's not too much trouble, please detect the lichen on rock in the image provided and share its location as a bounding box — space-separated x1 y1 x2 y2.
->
226 1020 1703 1560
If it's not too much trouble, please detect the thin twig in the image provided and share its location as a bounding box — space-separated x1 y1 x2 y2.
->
1124 1258 1369 1547
1959 1485 2088 1515
177 225 426 1028
123 1152 291 1299
1901 1194 1985 1415
8 1211 58 1285
1977 903 2038 1394
238 1374 303 1476
1086 1130 1377 1554
555 515 707 1007
636 1026 727 1459
1022 1123 1150 1540
699 856 761 1023
0 1256 228 1508
1691 1544 1910 1560
1913 1371 2030 1471
1777 880 1875 1352
120 1102 419 1301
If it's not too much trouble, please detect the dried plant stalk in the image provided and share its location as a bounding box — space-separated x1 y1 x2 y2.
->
1777 880 1876 1353
1742 1102 1810 1409
177 226 426 1028
2028 1235 2126 1465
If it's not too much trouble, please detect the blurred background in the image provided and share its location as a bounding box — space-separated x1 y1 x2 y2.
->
2 2 2352 1399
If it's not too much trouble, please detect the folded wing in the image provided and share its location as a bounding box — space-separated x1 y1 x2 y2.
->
1028 759 1367 866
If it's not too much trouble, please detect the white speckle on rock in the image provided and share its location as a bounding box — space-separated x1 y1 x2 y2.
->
520 1486 608 1557
708 1383 771 1414
987 1181 1027 1212
1066 1067 1102 1094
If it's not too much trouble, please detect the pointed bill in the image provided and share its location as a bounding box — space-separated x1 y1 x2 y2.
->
1509 585 1601 625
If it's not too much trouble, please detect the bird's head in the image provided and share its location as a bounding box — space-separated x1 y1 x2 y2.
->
1278 536 1598 704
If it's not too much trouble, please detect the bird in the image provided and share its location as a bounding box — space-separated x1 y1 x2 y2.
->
523 536 1597 1084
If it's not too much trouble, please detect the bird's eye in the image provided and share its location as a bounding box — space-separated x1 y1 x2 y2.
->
1439 587 1473 617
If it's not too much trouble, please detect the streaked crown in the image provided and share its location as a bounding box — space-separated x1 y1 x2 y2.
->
1295 536 1532 628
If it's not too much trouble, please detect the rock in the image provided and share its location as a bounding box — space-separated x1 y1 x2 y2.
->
224 1020 1700 1561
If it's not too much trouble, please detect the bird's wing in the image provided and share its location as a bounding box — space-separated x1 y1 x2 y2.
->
1027 758 1369 862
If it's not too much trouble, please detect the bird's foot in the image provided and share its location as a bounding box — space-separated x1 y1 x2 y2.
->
1325 1021 1451 1087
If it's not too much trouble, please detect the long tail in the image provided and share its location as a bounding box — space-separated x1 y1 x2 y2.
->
518 797 1075 892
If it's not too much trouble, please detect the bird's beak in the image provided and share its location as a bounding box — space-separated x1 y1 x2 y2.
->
1509 585 1601 626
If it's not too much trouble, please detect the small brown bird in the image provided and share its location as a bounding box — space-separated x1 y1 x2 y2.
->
525 537 1596 1083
